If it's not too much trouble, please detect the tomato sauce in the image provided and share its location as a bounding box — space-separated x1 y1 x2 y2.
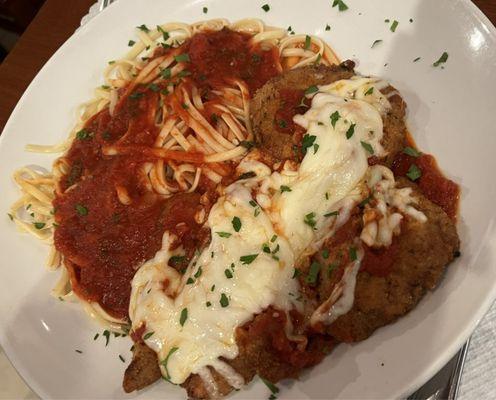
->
391 152 459 220
186 28 280 92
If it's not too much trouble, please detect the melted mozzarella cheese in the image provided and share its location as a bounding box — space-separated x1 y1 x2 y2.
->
264 79 390 256
311 245 364 326
129 183 298 385
361 165 427 247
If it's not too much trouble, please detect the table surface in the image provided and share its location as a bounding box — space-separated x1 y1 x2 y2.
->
0 1 495 399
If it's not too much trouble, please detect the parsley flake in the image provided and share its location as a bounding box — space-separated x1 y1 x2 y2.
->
371 39 383 48
332 0 349 12
406 164 422 181
403 146 421 157
304 212 317 229
232 216 242 232
360 141 374 155
174 53 190 63
301 134 317 155
261 4 270 12
220 293 229 307
364 87 374 96
433 52 449 67
224 269 233 279
215 232 232 238
280 185 292 193
137 24 150 32
75 204 88 216
161 347 179 382
349 247 358 261
240 254 258 265
390 20 399 32
325 24 331 31
346 123 356 139
330 110 341 128
33 222 45 230
305 85 318 95
306 261 321 284
304 35 311 50
143 331 154 340
179 308 188 326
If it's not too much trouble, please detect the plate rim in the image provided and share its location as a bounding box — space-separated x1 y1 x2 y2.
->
1 0 496 398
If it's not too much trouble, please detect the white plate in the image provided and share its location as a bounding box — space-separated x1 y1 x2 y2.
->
1 0 496 398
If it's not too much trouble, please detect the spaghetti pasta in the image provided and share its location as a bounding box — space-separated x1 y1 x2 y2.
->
10 18 340 332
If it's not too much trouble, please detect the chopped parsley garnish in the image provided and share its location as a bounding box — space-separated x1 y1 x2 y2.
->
194 266 203 278
325 24 331 31
75 350 83 354
224 269 233 279
293 268 301 278
306 261 321 284
324 210 339 217
177 70 191 78
240 254 258 265
108 60 115 65
156 25 170 41
33 222 45 229
76 129 92 140
220 293 229 307
330 110 341 128
232 216 242 232
314 53 322 64
249 200 258 208
211 284 216 292
261 4 270 12
349 247 358 261
129 92 144 100
359 196 371 208
238 171 256 180
360 141 374 154
305 85 319 95
301 134 317 155
143 331 154 340
103 330 110 346
328 262 339 275
385 19 390 23
271 234 277 242
174 53 190 63
215 232 232 238
101 85 110 89
137 24 150 33
252 53 262 63
160 67 171 79
148 83 160 92
186 277 195 284
277 119 287 128
325 192 329 200
433 52 449 67
346 123 356 139
332 0 349 12
128 40 135 47
179 308 188 326
261 378 280 395
203 6 208 13
413 57 421 62
303 212 317 229
280 185 292 193
313 144 319 154
371 39 383 48
181 103 189 109
390 20 399 32
169 255 186 265
75 204 88 216
322 249 330 259
364 87 374 96
119 355 125 363
206 301 212 307
262 243 271 253
161 347 179 382
93 333 99 340
403 146 421 157
240 140 255 149
304 35 311 50
406 164 422 181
